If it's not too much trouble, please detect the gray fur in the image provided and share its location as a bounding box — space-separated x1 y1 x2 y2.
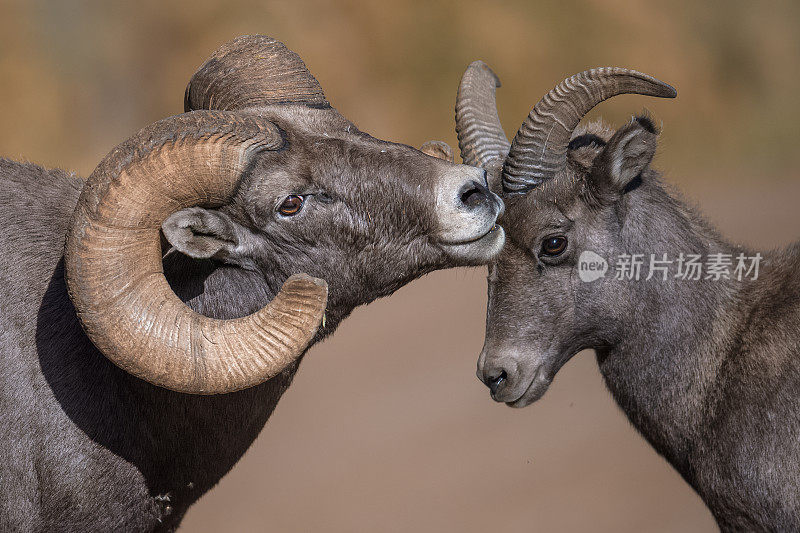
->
480 118 800 531
0 104 503 531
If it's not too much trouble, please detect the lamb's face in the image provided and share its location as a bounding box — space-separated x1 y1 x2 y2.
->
451 59 674 407
480 183 584 407
477 119 660 407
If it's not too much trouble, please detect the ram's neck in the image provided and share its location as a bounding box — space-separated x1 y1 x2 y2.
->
11 161 353 530
596 177 745 483
65 255 348 525
133 256 342 507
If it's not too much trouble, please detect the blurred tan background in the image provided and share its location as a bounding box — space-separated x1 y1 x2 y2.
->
2 1 799 531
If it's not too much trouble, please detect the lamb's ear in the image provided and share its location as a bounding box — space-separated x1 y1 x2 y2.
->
567 133 607 172
593 115 658 193
162 207 243 261
420 140 454 162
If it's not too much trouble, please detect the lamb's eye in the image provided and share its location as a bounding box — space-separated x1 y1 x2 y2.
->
278 195 304 216
541 236 568 256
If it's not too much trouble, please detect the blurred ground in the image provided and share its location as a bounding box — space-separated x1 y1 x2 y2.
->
1 1 798 531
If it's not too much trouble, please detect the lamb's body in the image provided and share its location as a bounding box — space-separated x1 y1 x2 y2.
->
593 177 800 529
455 62 800 529
486 158 800 530
0 159 310 531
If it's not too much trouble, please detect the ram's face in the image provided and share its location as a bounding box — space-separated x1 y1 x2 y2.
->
65 35 506 395
166 105 505 315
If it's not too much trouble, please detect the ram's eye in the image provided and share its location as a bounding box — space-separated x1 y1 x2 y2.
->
278 195 304 216
541 236 568 256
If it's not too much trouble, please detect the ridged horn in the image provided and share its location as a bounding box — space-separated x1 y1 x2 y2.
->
184 35 329 112
420 140 454 162
503 67 677 194
64 110 328 394
455 61 510 168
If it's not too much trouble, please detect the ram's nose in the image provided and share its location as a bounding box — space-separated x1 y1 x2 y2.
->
439 165 504 227
436 165 505 264
457 177 495 211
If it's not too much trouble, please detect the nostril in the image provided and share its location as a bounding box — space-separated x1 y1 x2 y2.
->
459 180 490 209
487 369 507 395
460 184 481 206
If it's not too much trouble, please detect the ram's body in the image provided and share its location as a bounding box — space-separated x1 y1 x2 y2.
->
0 37 505 532
0 159 255 530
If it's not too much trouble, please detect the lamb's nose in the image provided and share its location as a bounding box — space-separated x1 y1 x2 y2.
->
484 369 508 396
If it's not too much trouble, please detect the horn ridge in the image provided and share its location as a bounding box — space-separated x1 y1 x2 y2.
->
65 110 328 394
185 35 329 112
455 60 511 168
502 67 676 194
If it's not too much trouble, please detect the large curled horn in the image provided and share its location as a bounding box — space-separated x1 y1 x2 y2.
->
455 61 510 168
184 35 329 112
503 67 677 194
65 111 328 394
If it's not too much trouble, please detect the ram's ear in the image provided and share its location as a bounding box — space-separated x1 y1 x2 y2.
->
484 157 504 195
162 207 243 261
420 140 454 162
593 115 658 194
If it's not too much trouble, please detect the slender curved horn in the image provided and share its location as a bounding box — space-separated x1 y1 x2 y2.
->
455 61 510 168
65 111 328 394
503 67 677 194
185 35 329 112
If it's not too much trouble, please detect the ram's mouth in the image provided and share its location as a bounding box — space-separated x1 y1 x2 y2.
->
439 224 505 264
468 223 503 244
441 222 500 245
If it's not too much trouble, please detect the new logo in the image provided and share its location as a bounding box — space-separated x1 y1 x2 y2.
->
578 251 608 282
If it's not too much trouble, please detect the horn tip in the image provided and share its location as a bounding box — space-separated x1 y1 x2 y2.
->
183 81 193 112
285 273 328 292
635 69 677 99
467 60 502 88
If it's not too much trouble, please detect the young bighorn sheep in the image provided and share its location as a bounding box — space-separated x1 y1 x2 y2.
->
0 36 504 532
455 64 800 530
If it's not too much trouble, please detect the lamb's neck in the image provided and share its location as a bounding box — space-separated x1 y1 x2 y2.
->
597 179 746 482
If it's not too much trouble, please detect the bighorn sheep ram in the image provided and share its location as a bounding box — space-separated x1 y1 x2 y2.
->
456 64 800 530
0 36 505 531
